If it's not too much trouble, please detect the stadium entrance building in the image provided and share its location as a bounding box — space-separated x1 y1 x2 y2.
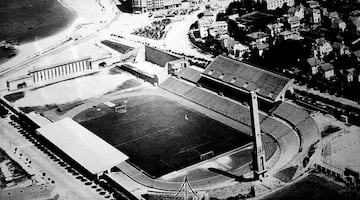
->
37 118 129 178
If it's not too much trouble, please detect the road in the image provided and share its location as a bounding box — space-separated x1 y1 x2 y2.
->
294 84 360 110
0 115 113 200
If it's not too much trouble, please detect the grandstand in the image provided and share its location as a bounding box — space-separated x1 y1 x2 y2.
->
175 67 202 84
145 46 180 68
272 102 320 149
101 40 134 54
37 118 129 177
160 77 300 158
201 56 294 103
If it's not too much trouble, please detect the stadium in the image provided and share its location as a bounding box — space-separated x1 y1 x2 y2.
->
0 42 320 198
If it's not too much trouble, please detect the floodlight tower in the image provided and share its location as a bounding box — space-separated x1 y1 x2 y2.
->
249 91 267 180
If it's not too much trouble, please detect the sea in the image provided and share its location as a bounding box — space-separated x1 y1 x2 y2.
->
0 0 75 64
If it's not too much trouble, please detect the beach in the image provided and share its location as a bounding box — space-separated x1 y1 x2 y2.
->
0 0 76 44
0 0 118 86
0 0 76 64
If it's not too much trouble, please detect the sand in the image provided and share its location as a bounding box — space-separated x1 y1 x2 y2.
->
0 0 118 82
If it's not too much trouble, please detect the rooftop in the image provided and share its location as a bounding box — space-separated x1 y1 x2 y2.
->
29 56 91 73
202 56 292 101
246 32 268 39
353 49 360 58
0 184 56 200
307 57 324 67
320 63 334 71
145 46 180 68
37 118 128 175
6 74 33 82
203 10 214 17
176 67 202 83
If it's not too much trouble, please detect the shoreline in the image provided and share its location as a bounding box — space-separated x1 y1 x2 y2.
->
0 0 78 67
0 0 118 76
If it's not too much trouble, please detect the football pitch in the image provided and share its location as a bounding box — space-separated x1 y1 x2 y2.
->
74 95 252 178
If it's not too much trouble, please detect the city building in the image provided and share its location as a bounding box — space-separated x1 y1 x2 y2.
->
344 68 359 83
246 31 269 55
279 30 302 40
294 4 305 19
198 17 213 38
288 16 301 32
258 0 295 10
353 49 360 62
198 20 227 38
319 62 335 80
266 22 284 37
316 38 333 58
208 21 228 37
219 34 237 51
307 57 324 75
233 43 250 59
310 8 322 24
349 10 360 34
132 0 182 13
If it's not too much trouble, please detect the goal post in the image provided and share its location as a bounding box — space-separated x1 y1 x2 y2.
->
200 151 214 161
114 104 127 113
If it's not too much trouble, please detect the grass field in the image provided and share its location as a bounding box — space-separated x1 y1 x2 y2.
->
74 95 253 178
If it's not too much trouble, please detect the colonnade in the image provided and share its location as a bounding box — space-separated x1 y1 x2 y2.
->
31 60 92 83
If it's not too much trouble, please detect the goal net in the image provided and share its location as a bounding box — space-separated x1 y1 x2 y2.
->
200 151 214 161
114 104 127 113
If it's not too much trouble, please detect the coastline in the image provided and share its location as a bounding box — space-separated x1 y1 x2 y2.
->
0 0 78 66
0 0 118 75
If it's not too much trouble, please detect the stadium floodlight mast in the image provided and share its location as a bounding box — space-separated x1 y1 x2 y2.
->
249 91 267 180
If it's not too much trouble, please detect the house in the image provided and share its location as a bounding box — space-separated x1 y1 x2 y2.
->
332 18 346 32
288 16 301 32
289 4 305 19
328 11 339 22
344 68 359 82
198 19 227 38
279 30 302 40
311 8 321 24
354 49 360 60
219 34 237 51
198 17 213 38
246 32 269 55
262 0 295 10
307 57 324 75
294 5 305 19
233 43 249 59
266 23 284 37
349 10 360 34
316 38 333 58
246 32 268 44
208 21 228 37
202 5 215 22
332 41 350 57
320 62 335 80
